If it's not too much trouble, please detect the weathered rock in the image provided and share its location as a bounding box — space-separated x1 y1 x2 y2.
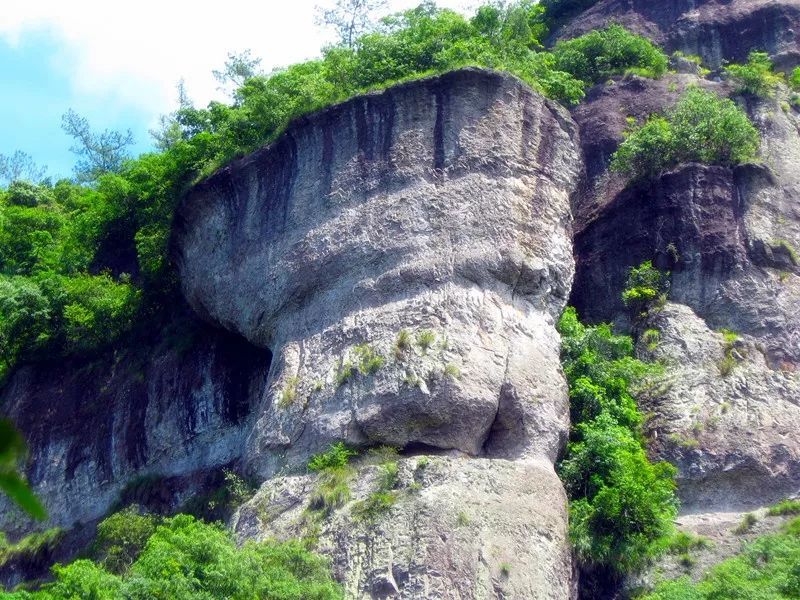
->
641 303 800 511
558 0 800 70
175 69 582 476
0 319 269 536
233 455 574 600
174 68 582 599
570 75 800 513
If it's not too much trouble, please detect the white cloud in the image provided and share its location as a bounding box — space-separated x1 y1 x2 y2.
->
0 0 475 127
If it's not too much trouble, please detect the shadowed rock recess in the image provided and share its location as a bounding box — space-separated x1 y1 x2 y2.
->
176 68 582 598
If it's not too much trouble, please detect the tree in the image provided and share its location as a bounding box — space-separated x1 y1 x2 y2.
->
61 110 134 183
315 0 388 49
212 50 263 95
0 151 47 187
150 80 193 151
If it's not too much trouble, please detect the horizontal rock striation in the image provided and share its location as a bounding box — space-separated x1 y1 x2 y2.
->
175 68 583 598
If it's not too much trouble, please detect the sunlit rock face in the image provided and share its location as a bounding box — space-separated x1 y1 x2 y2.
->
176 68 583 598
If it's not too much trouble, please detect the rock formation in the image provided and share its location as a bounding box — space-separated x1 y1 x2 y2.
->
558 0 800 71
176 68 582 598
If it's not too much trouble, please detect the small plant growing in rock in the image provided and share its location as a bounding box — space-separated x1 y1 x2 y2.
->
772 239 799 265
444 363 461 379
352 491 397 521
353 343 385 376
279 376 300 407
734 512 758 534
402 371 420 388
641 328 660 351
309 468 351 514
499 563 512 577
366 445 399 464
767 499 800 516
307 442 357 472
416 330 436 354
335 359 355 387
667 531 711 554
394 330 411 359
718 329 740 377
312 379 324 392
457 511 470 527
622 261 669 316
678 553 696 569
667 433 699 449
725 51 783 97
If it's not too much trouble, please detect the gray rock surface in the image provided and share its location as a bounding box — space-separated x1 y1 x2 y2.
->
0 321 269 536
176 68 582 474
233 454 574 600
175 68 583 598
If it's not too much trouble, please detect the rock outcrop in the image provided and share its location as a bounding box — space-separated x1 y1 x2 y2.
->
0 318 270 535
559 0 800 70
176 68 582 597
569 66 800 512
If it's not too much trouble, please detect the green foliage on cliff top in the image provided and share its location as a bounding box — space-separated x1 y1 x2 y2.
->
0 514 342 600
0 1 669 384
557 307 678 577
612 87 760 179
642 517 800 599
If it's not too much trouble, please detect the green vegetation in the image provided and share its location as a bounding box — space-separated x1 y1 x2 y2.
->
444 363 461 379
622 261 669 315
180 469 256 522
0 419 46 520
642 328 660 351
725 51 783 97
353 343 385 375
280 376 300 407
0 514 342 600
790 66 800 92
352 462 399 522
552 24 668 85
773 239 799 265
0 528 64 568
415 330 436 353
718 329 740 377
307 442 357 473
643 517 800 599
335 359 355 387
768 499 800 517
734 512 759 534
612 88 760 179
309 467 352 514
92 507 157 574
557 307 677 579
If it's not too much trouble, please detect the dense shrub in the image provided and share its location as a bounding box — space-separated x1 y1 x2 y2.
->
725 51 783 97
552 24 668 84
622 261 669 315
0 515 342 600
612 87 760 179
557 308 677 577
642 517 800 599
92 507 158 574
307 442 357 473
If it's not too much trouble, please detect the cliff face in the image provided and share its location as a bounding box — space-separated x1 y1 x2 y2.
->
176 68 582 598
559 0 800 70
0 319 270 535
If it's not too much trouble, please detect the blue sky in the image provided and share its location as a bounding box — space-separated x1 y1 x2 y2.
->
0 0 472 183
0 31 153 179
